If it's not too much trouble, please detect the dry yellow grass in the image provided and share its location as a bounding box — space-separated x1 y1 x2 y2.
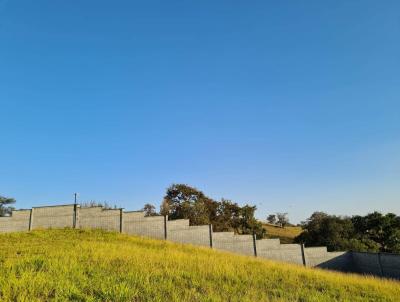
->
0 229 399 301
263 224 303 243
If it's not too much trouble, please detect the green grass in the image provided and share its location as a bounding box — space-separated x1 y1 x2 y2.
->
0 229 398 301
263 224 303 243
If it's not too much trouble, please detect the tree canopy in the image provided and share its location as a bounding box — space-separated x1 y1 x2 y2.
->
276 212 289 228
267 214 277 225
295 211 400 253
163 184 265 238
142 203 157 217
0 195 16 217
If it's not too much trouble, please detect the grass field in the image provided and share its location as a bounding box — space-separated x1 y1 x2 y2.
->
0 229 399 301
263 224 303 243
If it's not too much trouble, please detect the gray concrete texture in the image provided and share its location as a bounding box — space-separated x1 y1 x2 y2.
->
169 225 210 246
79 207 121 232
352 252 400 279
0 204 399 279
124 212 165 240
304 248 354 272
0 210 31 232
258 243 304 265
213 233 254 256
31 205 75 230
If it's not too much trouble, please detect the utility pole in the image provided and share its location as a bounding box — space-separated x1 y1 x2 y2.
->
74 193 78 205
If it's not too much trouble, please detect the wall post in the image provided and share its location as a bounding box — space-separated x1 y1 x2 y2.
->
164 215 167 240
300 244 307 266
209 224 213 248
28 208 33 231
119 209 123 233
378 253 384 277
73 203 77 228
252 231 257 257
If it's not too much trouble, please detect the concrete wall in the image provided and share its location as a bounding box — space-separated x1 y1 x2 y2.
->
304 247 354 272
167 219 190 231
212 232 255 256
169 225 210 246
124 212 165 240
352 252 400 280
79 207 121 232
31 205 74 229
258 241 304 265
1 203 399 279
0 210 31 233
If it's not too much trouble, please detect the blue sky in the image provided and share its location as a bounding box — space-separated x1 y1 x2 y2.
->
1 1 399 223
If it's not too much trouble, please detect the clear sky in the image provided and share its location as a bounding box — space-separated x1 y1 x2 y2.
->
1 1 399 223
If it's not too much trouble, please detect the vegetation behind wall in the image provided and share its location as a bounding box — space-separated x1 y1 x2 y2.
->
295 211 400 253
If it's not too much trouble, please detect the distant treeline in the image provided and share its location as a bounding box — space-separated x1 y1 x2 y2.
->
295 212 400 253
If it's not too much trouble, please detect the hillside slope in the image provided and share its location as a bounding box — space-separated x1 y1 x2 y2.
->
263 224 303 243
0 229 398 302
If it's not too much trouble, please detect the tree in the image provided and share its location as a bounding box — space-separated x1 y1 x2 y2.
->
164 184 217 225
239 204 266 238
386 228 400 253
294 211 400 253
164 184 265 238
160 198 170 216
143 203 157 217
213 198 241 232
276 212 289 228
0 195 16 217
295 212 358 251
267 214 277 225
351 212 400 253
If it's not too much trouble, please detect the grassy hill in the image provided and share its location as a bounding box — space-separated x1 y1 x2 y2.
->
263 223 303 243
0 229 398 301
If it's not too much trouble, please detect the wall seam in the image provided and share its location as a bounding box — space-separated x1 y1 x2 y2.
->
300 244 307 266
378 253 384 277
28 208 33 231
209 224 213 248
164 215 167 240
252 231 257 257
73 204 77 228
119 209 123 233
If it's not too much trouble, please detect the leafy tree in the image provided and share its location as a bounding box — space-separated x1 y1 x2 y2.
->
267 214 277 224
351 212 400 253
295 212 356 251
164 184 217 225
159 198 170 216
386 228 400 253
295 211 400 253
143 203 157 216
276 212 289 228
213 198 241 232
238 204 265 238
0 195 16 216
164 184 265 238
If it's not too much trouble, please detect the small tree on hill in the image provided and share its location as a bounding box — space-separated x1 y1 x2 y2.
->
0 195 16 217
143 203 157 216
267 214 277 225
276 212 289 228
